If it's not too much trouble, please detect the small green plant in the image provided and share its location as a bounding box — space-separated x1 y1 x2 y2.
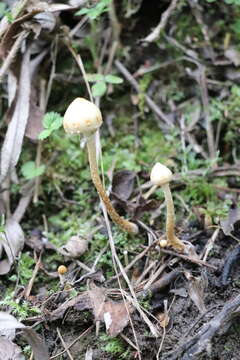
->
100 334 125 354
87 73 123 97
75 0 111 20
0 292 41 320
21 161 45 180
19 253 35 285
38 112 63 140
0 2 12 22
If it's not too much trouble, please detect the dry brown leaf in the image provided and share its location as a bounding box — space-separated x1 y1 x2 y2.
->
59 236 88 258
225 47 240 66
111 170 136 201
0 312 49 360
88 286 132 336
0 219 24 275
46 286 131 336
0 47 31 183
185 272 207 314
25 94 44 140
0 337 25 360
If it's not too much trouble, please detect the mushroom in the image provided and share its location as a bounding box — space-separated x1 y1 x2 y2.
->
150 162 185 251
63 98 138 234
58 265 67 286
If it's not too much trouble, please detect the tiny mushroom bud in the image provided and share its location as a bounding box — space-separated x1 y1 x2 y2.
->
58 265 67 275
58 265 67 286
63 98 138 234
150 162 185 251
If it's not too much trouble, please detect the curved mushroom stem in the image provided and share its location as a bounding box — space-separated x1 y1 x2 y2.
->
86 133 138 234
161 183 185 251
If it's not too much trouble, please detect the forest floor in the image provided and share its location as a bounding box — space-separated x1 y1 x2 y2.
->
0 0 240 359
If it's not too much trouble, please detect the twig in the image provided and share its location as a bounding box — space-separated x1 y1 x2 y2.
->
201 228 219 262
142 0 179 43
115 60 173 127
56 327 74 360
106 238 159 284
50 326 93 359
160 249 217 270
24 252 42 298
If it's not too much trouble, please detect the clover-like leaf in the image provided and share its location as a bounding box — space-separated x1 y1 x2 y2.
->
105 75 123 84
21 161 45 180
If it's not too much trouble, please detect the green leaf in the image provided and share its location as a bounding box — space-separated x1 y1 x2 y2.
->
75 0 111 20
21 162 45 180
38 129 52 140
92 81 107 97
86 73 104 82
105 75 123 84
43 112 63 130
0 2 7 16
232 19 240 34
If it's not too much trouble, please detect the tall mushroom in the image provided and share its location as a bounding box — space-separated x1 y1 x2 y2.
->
63 98 138 234
150 162 185 251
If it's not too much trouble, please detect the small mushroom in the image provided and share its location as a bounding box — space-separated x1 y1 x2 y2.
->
150 162 185 251
58 265 67 286
63 98 138 234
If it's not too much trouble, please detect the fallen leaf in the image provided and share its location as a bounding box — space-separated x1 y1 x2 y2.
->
88 285 132 336
225 47 240 66
0 312 49 360
85 347 93 360
0 47 31 183
25 96 44 140
0 219 25 275
111 170 136 201
185 272 207 314
59 236 88 258
220 207 240 236
0 337 25 360
46 286 132 336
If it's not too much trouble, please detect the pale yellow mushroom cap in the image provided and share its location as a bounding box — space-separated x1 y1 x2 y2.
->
63 98 103 135
150 162 173 186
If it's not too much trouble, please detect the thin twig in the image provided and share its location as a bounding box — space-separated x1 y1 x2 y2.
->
161 249 217 270
142 0 179 43
56 327 75 360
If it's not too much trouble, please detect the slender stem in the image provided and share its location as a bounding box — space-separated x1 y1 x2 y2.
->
161 183 184 251
86 134 138 234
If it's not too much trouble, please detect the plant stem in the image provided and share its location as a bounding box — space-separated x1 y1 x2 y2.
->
161 183 184 251
86 133 138 234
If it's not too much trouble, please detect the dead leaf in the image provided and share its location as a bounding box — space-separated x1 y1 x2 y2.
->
0 219 24 275
0 337 25 360
220 207 240 236
225 47 240 66
0 10 41 58
25 93 44 140
101 300 132 336
0 312 49 360
0 47 31 183
59 236 88 258
157 312 170 328
88 285 132 336
111 170 136 201
46 286 131 336
85 347 93 360
185 272 207 314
